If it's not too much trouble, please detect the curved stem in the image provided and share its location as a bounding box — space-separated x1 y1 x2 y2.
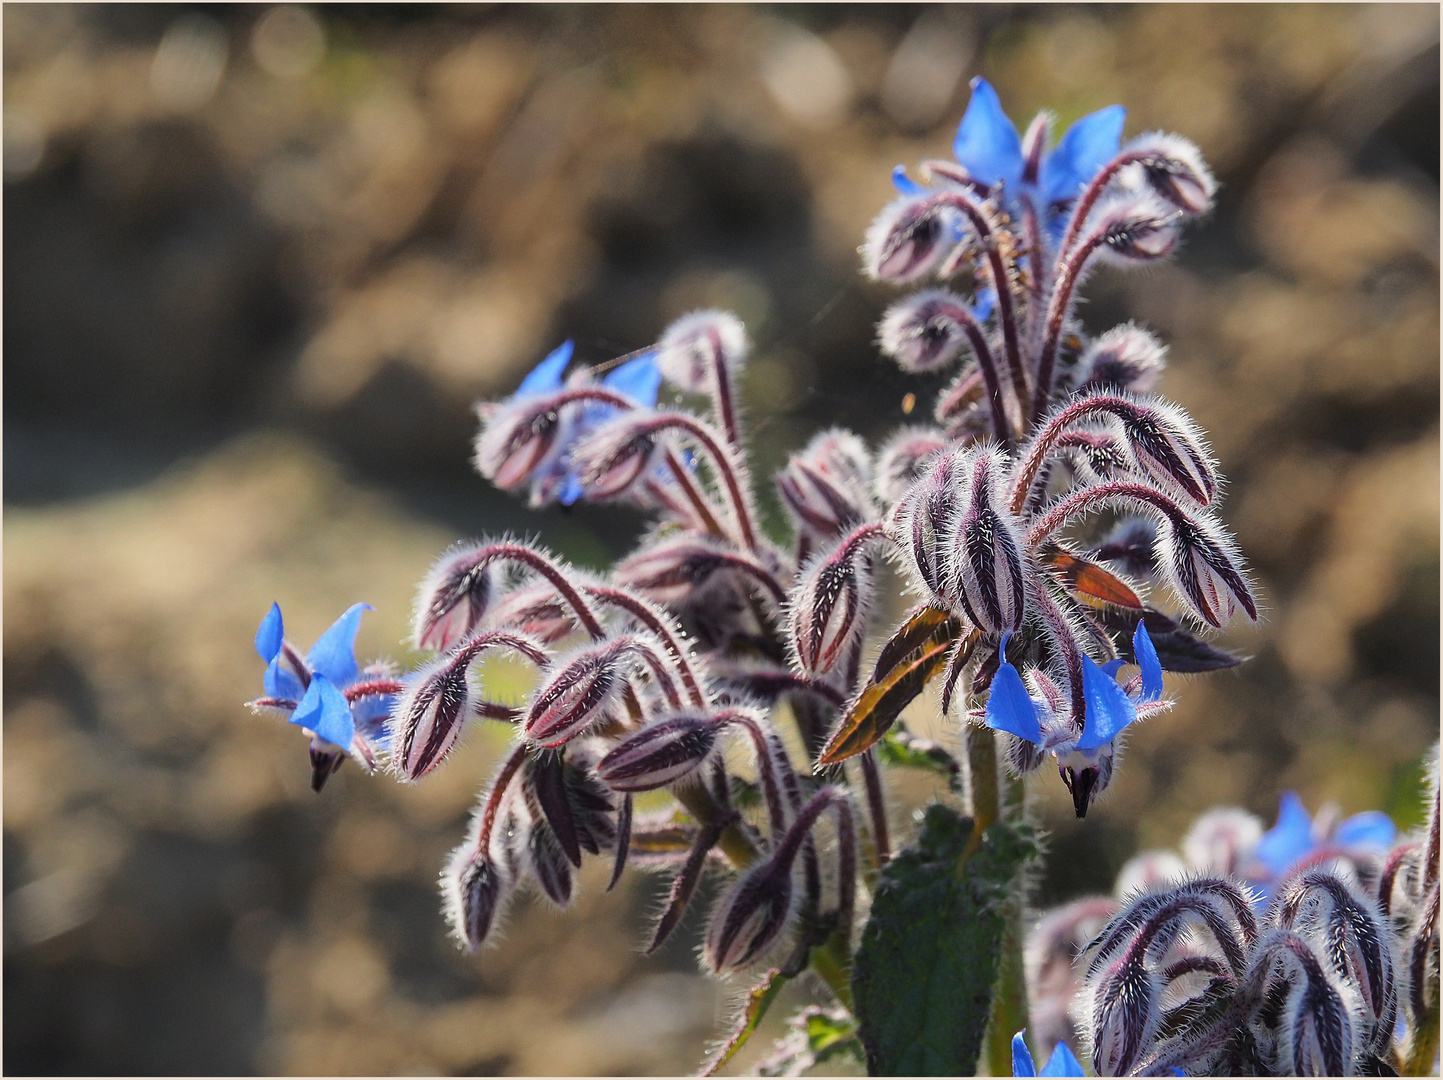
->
475 742 532 855
661 449 729 538
1026 480 1187 548
584 584 707 708
1056 148 1156 260
1018 191 1047 348
714 710 791 844
480 543 606 640
707 325 742 449
859 749 891 867
642 413 759 551
1009 393 1139 513
923 295 1015 445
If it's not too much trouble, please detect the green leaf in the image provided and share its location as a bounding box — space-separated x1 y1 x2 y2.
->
700 968 789 1077
805 1010 863 1065
852 803 1039 1076
875 727 963 791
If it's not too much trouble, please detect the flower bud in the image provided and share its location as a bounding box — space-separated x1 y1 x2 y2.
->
655 310 749 392
413 544 500 652
1090 194 1181 265
703 860 794 972
474 395 573 491
862 195 960 283
949 448 1027 633
613 537 740 606
776 429 875 544
873 425 947 505
443 851 508 952
1249 931 1361 1077
894 447 964 605
788 528 878 675
527 821 573 908
1125 132 1216 217
1155 512 1258 628
571 413 662 501
1182 807 1264 876
1074 323 1166 396
1088 954 1161 1077
391 654 474 781
524 640 632 747
487 582 576 644
597 713 719 792
876 289 980 373
1111 396 1218 507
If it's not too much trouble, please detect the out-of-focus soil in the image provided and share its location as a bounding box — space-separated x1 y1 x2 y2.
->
4 5 1437 1075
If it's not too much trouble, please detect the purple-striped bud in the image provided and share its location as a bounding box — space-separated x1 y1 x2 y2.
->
788 527 879 675
474 395 572 491
524 639 632 748
949 448 1027 633
1249 931 1361 1077
862 195 960 283
656 310 749 392
874 425 947 505
1075 323 1166 396
614 537 744 606
1126 132 1217 217
894 447 964 605
571 413 662 501
776 429 875 544
527 821 573 907
703 859 795 973
1088 953 1162 1077
412 543 500 652
1155 512 1258 628
487 582 577 644
1054 429 1131 484
442 851 509 952
1090 194 1181 265
597 712 719 792
876 289 978 373
1111 397 1218 507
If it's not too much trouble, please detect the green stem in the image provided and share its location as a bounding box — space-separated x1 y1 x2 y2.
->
1402 1002 1439 1076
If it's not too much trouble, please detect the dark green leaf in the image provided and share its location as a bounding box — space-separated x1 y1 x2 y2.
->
853 804 1039 1076
875 727 962 791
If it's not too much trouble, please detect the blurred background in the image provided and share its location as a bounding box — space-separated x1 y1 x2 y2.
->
4 3 1438 1074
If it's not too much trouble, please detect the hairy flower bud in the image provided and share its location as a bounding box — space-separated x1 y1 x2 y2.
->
527 821 573 907
862 195 960 283
474 395 572 491
571 414 662 501
894 447 964 605
487 582 577 643
1090 194 1181 264
949 448 1027 633
615 536 767 607
413 544 500 652
1089 954 1162 1077
874 426 947 505
597 712 719 792
524 640 634 748
789 526 880 675
703 860 794 973
1248 931 1361 1077
1126 132 1217 217
656 310 748 392
1155 512 1258 627
776 429 875 544
876 289 982 373
443 851 509 952
1075 323 1167 396
1110 396 1219 507
1182 807 1264 876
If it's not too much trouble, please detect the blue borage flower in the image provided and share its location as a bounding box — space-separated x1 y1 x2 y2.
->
507 340 664 506
1253 789 1397 881
985 622 1167 816
251 602 399 790
1011 1030 1085 1076
894 77 1125 236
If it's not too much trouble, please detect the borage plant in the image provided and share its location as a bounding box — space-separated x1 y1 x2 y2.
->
248 79 1435 1076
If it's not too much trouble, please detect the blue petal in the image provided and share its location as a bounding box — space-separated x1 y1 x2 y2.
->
603 351 662 407
256 602 284 663
972 286 996 323
1042 104 1125 206
515 340 573 399
1334 811 1396 849
263 653 306 702
1171 1071 1187 1078
1041 1041 1086 1077
1134 622 1164 702
557 472 585 507
986 635 1042 744
953 77 1023 191
288 673 355 750
1012 1032 1037 1077
305 603 371 688
892 165 925 195
1254 791 1316 875
1075 653 1138 751
1101 659 1126 679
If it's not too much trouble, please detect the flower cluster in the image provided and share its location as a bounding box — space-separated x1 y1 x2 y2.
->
247 77 1281 1074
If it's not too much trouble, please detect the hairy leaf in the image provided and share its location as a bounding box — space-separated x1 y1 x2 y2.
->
1099 606 1243 673
699 969 788 1076
853 804 1039 1075
871 605 962 681
818 638 953 766
1039 544 1143 609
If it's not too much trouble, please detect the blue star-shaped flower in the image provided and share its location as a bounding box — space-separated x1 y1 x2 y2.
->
1253 791 1397 879
1012 1031 1086 1077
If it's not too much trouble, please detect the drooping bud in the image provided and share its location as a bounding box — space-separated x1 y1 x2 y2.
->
1091 517 1159 580
1088 952 1162 1077
597 713 720 792
1111 396 1219 507
487 582 577 644
788 525 882 675
1125 132 1217 217
703 860 795 973
873 426 947 505
442 850 509 952
1089 193 1182 265
1247 931 1361 1077
948 447 1027 633
876 289 983 373
862 195 961 283
474 393 573 492
523 639 633 747
413 543 501 652
655 310 749 392
526 820 573 907
893 447 964 605
614 536 778 608
571 413 663 501
776 429 875 544
1155 511 1258 628
1074 323 1167 396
